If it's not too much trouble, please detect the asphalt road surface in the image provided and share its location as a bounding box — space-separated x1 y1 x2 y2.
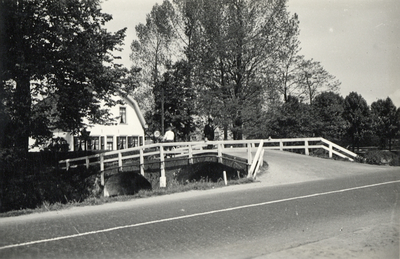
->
0 152 399 259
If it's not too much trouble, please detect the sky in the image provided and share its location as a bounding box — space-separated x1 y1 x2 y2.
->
101 0 400 107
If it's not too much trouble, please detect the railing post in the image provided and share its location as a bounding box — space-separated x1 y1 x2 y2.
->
279 140 283 151
329 143 333 158
217 143 223 164
247 142 253 167
65 159 70 171
159 146 166 187
223 171 227 186
118 151 122 171
305 140 309 155
140 148 145 176
188 144 193 164
85 157 89 169
260 148 264 167
100 154 104 186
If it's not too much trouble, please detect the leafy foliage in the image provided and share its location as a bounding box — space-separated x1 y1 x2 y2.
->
0 149 101 212
343 92 371 151
175 162 246 183
371 97 399 150
129 0 177 119
131 0 347 140
312 92 346 143
0 0 127 151
297 59 340 104
151 60 196 140
273 96 315 138
362 150 400 166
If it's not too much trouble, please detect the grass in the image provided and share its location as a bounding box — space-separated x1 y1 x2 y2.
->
0 176 256 218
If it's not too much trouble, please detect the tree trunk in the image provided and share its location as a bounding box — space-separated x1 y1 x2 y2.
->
224 125 228 140
14 74 31 153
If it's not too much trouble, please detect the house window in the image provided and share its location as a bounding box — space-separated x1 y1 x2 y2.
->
74 136 86 151
128 136 138 148
73 137 80 151
88 137 100 150
119 107 126 124
106 136 113 150
117 136 127 150
101 136 105 150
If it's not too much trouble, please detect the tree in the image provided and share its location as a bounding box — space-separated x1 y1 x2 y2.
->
267 12 302 103
130 1 175 83
312 92 346 143
343 92 371 152
397 107 400 140
151 60 195 141
135 0 341 140
130 0 177 134
0 0 127 152
371 97 398 150
192 0 296 139
297 59 340 105
272 95 314 138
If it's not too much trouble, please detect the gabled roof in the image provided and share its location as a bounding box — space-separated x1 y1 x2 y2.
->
123 95 148 129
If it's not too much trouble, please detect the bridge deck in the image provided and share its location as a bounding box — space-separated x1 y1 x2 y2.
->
58 138 357 187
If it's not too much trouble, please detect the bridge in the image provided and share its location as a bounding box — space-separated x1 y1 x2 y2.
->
59 137 358 189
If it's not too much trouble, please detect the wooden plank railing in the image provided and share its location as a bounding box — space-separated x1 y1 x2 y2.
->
59 140 255 187
260 137 358 161
247 140 264 179
59 137 358 187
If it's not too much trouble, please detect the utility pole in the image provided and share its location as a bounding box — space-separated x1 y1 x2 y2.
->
161 85 165 135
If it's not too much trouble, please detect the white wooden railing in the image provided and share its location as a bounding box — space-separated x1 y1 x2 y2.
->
59 137 358 187
260 137 358 161
248 140 265 179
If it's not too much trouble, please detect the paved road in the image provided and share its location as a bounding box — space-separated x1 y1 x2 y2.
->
0 152 399 258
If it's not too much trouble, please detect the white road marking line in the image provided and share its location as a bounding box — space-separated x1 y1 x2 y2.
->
1 180 399 250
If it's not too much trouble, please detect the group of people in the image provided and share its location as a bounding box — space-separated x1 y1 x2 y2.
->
161 118 215 147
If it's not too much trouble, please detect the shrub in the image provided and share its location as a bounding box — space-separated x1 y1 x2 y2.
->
362 150 400 166
104 171 152 197
174 162 246 183
0 149 101 213
0 149 257 215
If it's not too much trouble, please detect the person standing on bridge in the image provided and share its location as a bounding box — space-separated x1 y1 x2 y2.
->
204 118 215 149
163 127 175 151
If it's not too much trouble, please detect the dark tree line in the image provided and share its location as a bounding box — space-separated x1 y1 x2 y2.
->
246 92 399 152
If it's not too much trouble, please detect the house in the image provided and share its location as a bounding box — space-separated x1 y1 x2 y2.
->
29 95 147 152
